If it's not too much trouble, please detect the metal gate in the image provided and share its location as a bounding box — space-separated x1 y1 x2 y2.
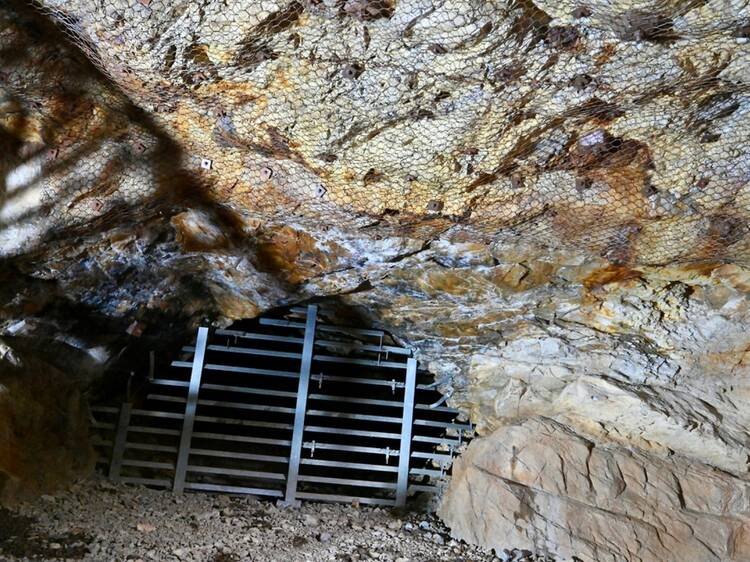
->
91 305 473 507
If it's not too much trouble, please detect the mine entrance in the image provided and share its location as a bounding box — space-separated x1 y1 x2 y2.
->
91 305 472 507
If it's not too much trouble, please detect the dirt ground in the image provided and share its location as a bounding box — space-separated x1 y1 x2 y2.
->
0 476 520 562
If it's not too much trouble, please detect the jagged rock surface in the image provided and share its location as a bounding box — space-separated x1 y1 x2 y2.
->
440 418 750 562
1 2 750 561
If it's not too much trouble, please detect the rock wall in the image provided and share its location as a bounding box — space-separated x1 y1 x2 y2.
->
1 2 750 560
440 418 750 562
0 340 94 502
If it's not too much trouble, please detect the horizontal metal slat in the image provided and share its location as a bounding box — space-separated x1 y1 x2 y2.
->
120 476 171 488
91 406 119 414
146 394 296 415
313 353 407 370
128 425 181 437
304 426 401 440
185 482 283 497
315 339 411 356
300 459 398 473
189 448 288 464
297 475 397 489
126 442 178 453
215 329 304 345
192 432 291 447
294 492 394 506
172 361 299 379
410 451 454 461
153 379 298 400
185 345 302 360
122 459 174 470
306 410 402 424
410 468 445 478
408 484 439 493
302 442 400 456
129 409 294 431
311 373 405 389
187 465 285 480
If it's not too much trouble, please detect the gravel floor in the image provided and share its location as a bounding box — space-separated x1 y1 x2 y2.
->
0 476 511 562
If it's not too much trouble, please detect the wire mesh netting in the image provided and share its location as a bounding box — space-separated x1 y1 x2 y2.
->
2 1 749 264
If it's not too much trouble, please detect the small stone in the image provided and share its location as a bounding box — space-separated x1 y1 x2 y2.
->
49 542 61 549
418 521 430 530
302 513 320 526
318 532 332 543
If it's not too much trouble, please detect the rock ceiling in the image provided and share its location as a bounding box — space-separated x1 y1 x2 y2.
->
2 1 750 561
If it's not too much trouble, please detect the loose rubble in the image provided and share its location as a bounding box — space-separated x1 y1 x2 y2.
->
0 476 551 562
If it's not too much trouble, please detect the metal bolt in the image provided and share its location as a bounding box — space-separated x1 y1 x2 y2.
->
200 158 213 170
260 166 274 181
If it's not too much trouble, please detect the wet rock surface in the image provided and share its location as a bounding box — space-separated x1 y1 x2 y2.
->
1 477 507 562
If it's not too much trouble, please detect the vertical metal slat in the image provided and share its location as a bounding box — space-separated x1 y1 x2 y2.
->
396 357 417 507
173 326 209 493
108 402 132 482
284 304 318 504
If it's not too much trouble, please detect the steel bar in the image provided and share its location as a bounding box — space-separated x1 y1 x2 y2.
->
185 343 408 370
396 358 417 507
408 484 438 493
262 317 387 338
308 392 457 414
215 329 304 345
185 483 283 497
410 468 444 478
131 409 184 419
187 466 285 480
108 403 132 482
192 432 291 447
297 475 397 489
189 448 288 464
315 339 411 356
300 459 398 473
153 379 298 399
173 326 208 493
133 409 294 431
122 459 175 470
311 374 405 389
125 442 178 454
121 477 171 488
302 442 399 456
184 345 302 360
294 492 394 506
147 394 296 415
411 451 453 461
305 410 404 424
91 405 120 414
219 327 410 356
413 435 462 446
285 305 318 504
172 361 298 379
304 426 401 440
312 353 407 370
